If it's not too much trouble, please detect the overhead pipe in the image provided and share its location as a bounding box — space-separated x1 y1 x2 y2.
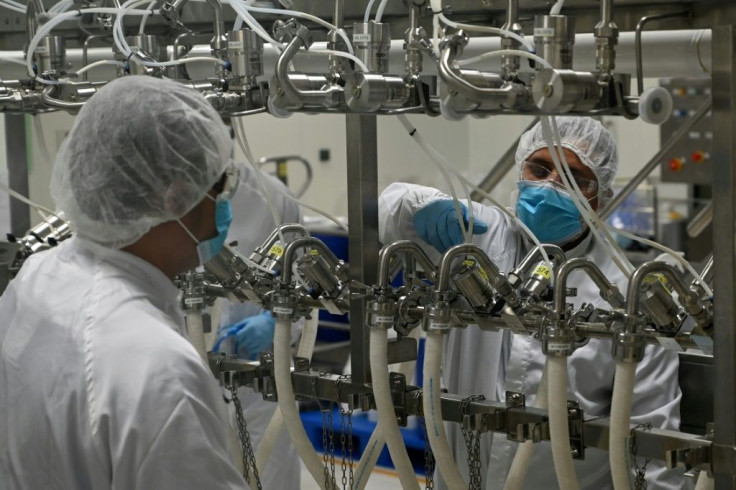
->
0 30 712 82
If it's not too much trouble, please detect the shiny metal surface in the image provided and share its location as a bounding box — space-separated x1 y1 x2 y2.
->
534 15 575 69
711 25 736 488
228 28 263 81
346 114 379 385
352 21 391 74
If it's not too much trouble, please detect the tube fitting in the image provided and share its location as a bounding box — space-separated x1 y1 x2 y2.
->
612 327 646 363
177 270 207 312
423 303 453 333
543 324 575 357
366 298 397 330
271 290 298 320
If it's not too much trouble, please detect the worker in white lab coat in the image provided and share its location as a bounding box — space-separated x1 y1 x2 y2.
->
215 162 303 489
0 76 245 489
379 117 685 489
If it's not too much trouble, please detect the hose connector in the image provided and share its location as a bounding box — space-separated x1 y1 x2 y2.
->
543 324 575 357
612 322 646 363
366 297 397 330
423 302 453 333
177 270 208 312
271 290 298 321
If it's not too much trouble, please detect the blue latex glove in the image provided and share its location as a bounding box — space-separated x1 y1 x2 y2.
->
413 199 489 253
214 311 275 360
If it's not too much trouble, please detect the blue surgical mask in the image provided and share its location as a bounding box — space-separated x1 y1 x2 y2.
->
178 195 233 266
516 180 584 244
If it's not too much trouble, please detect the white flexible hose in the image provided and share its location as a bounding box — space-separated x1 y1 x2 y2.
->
695 470 714 490
274 317 329 487
354 327 421 490
374 0 390 23
185 310 207 362
504 365 549 490
610 361 636 490
424 333 467 489
255 309 320 473
547 356 579 490
370 329 421 490
394 114 552 270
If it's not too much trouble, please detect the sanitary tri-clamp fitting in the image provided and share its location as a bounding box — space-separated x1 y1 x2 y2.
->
367 296 398 330
271 22 344 112
270 287 299 322
548 257 626 357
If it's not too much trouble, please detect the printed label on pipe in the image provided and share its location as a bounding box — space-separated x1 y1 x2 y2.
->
534 27 555 37
547 342 570 352
228 41 243 50
273 306 293 315
269 243 285 257
184 297 204 305
373 315 395 325
353 33 372 42
533 264 552 280
429 322 451 331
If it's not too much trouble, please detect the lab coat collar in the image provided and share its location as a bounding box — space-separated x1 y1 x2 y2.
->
69 237 181 318
519 224 594 260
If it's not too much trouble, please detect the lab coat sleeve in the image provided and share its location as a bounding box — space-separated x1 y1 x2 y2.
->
378 182 515 263
629 344 686 489
133 394 246 489
378 182 457 261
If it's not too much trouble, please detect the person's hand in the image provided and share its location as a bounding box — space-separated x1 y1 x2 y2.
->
233 311 276 359
413 199 489 253
213 311 275 359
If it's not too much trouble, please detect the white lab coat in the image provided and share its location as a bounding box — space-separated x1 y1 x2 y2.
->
0 237 245 490
379 183 686 490
218 164 303 490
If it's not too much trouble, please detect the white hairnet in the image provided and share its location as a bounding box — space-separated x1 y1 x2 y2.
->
51 76 233 249
515 117 619 206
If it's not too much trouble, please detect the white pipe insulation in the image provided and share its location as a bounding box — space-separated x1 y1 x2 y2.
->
547 356 580 490
423 332 467 489
185 310 208 362
695 470 714 490
273 316 331 488
610 361 637 490
0 29 711 81
255 309 320 475
369 328 421 490
354 327 421 490
504 365 549 490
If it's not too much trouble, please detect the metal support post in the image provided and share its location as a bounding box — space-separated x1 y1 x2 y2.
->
4 114 30 236
346 114 379 385
711 25 736 489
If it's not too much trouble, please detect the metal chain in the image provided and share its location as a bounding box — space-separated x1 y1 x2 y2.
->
227 383 262 490
336 374 354 490
314 374 332 490
328 399 336 485
629 422 652 490
337 377 348 490
347 403 355 490
419 417 435 490
460 394 485 490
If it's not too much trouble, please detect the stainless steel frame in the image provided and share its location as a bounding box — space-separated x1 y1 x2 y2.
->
711 25 736 489
4 114 30 237
346 114 379 385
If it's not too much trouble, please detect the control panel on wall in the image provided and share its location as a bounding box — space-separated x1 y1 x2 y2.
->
659 78 712 184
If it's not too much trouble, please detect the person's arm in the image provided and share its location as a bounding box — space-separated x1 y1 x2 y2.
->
132 395 247 489
629 345 687 488
378 182 447 248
